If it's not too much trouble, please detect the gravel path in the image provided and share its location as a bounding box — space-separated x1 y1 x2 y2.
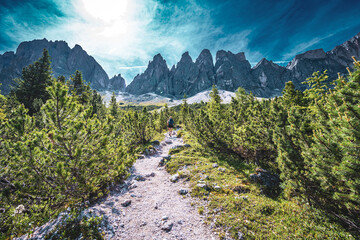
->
16 131 217 240
92 132 217 240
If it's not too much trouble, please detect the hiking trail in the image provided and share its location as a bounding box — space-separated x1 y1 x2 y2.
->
94 130 217 240
19 130 218 240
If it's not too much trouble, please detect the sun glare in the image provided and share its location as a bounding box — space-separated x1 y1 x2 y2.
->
82 0 129 22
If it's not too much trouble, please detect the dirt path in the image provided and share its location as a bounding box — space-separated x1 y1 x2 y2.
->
17 131 217 240
90 131 217 240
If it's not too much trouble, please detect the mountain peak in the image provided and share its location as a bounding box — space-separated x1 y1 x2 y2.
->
253 58 270 68
109 74 126 91
153 53 164 61
195 49 213 68
296 49 326 60
72 44 84 52
235 52 246 61
180 51 193 63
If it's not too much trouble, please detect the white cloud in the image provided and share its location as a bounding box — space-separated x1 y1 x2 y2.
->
29 0 261 83
282 33 335 60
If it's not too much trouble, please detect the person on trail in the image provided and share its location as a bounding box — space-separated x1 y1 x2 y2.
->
167 116 175 136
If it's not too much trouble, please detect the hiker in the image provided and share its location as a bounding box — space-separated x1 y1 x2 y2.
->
167 116 175 136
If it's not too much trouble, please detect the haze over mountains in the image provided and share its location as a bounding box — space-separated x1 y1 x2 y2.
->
0 33 359 97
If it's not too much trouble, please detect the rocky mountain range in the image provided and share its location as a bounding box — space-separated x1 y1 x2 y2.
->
126 32 360 98
1 33 359 98
0 39 126 94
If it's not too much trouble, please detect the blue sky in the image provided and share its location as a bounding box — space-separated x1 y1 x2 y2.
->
1 0 359 84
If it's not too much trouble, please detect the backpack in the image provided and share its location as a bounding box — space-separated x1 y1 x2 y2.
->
168 118 174 126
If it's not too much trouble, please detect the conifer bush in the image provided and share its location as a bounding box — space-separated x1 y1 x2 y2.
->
0 81 136 237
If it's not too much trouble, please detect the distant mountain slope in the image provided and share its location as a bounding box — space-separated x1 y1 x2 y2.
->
0 39 125 94
126 32 360 98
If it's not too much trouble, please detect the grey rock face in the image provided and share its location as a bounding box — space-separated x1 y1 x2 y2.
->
215 50 253 91
109 74 126 91
250 58 290 97
169 51 199 97
125 53 170 95
286 33 360 91
125 32 360 98
126 50 216 98
0 39 115 94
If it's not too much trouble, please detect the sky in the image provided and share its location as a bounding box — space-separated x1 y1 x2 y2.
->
0 0 360 84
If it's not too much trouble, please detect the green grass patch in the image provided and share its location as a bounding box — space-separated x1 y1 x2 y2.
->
165 131 355 239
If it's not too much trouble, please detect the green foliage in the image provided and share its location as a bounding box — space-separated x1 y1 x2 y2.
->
45 211 103 240
304 59 360 231
165 135 352 239
179 93 190 126
0 81 136 237
0 89 6 122
182 64 360 235
186 85 236 156
90 90 106 118
14 49 53 115
109 92 119 118
121 107 156 145
186 86 275 166
69 70 91 105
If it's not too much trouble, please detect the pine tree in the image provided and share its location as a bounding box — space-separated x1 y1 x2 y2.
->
1 81 135 236
0 88 6 122
109 92 119 118
272 81 315 198
180 93 190 126
70 70 91 105
231 88 275 165
306 59 360 231
57 75 66 83
14 49 53 115
90 90 105 118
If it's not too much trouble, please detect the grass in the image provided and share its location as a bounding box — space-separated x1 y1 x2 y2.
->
165 131 355 240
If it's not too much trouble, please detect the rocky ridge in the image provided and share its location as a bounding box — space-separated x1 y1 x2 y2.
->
126 32 360 98
109 74 126 91
0 39 125 94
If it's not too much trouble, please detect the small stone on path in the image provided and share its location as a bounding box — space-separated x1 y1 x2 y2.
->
161 222 174 232
145 172 156 177
179 189 188 195
121 200 132 207
170 174 180 183
135 175 146 181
